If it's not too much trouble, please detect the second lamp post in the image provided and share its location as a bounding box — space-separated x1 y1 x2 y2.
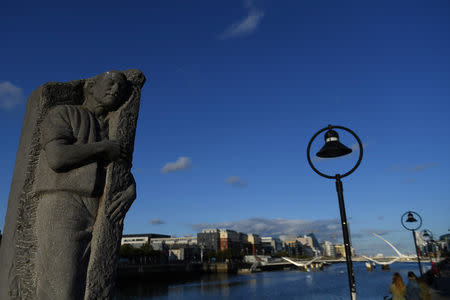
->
401 211 423 276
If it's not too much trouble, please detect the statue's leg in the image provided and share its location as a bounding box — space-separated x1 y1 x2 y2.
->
35 191 98 300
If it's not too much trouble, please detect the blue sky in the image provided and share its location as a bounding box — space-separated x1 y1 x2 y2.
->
1 0 449 256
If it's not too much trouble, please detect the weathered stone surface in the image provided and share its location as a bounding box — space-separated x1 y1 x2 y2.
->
85 69 145 300
0 70 145 299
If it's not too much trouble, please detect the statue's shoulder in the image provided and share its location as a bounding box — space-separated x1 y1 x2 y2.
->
47 104 82 114
44 104 89 121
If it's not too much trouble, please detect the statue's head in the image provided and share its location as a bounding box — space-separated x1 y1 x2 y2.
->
83 71 129 115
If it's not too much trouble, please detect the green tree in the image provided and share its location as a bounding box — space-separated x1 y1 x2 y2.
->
204 251 217 261
216 249 233 262
120 244 135 259
140 243 153 256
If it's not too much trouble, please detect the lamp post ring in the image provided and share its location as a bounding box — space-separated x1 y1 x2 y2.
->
307 125 364 179
401 211 423 231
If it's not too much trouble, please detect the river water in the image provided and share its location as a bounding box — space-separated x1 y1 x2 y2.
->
115 262 429 300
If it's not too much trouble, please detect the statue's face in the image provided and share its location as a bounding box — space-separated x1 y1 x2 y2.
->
91 72 127 112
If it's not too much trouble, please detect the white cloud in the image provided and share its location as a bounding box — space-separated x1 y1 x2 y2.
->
388 164 404 172
362 229 393 236
161 157 192 173
407 163 437 173
150 219 165 225
0 81 26 110
219 9 265 40
403 178 415 184
244 0 255 9
191 217 341 240
388 162 437 173
226 176 248 187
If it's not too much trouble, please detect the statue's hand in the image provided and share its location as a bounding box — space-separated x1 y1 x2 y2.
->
107 183 136 223
101 140 128 162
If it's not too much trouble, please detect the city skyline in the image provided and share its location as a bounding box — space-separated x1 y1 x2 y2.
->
1 0 449 257
121 227 444 261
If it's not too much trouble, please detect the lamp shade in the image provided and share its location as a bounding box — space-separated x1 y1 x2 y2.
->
422 229 433 240
406 212 418 223
316 129 353 158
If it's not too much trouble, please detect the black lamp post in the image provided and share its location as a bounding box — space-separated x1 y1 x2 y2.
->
307 125 363 300
401 211 423 276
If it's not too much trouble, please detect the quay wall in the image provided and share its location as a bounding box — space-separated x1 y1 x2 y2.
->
117 262 240 280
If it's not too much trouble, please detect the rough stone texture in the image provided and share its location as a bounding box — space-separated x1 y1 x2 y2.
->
0 69 145 299
0 80 85 300
85 69 145 300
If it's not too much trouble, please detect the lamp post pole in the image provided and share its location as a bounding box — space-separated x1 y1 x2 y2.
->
307 125 363 300
335 174 356 299
412 229 423 277
401 211 423 277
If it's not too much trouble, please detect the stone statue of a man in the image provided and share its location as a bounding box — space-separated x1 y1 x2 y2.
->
0 69 145 300
34 71 135 299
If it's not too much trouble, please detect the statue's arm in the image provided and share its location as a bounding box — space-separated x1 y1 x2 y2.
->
44 139 126 172
41 106 128 172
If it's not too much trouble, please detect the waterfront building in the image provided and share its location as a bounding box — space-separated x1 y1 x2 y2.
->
197 229 221 252
334 244 355 257
121 233 170 248
261 236 282 255
197 229 263 256
219 229 241 256
148 236 198 262
321 240 336 257
296 236 312 248
334 244 345 257
296 235 319 256
440 234 450 246
302 245 315 256
439 233 450 255
240 232 251 255
283 240 300 256
247 234 262 255
150 236 197 247
307 233 323 255
167 245 199 262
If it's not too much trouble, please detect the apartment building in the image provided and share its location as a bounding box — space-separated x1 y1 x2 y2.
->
121 233 170 248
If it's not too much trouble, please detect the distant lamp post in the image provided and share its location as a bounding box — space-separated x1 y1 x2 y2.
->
401 211 423 276
307 125 363 300
422 229 432 239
